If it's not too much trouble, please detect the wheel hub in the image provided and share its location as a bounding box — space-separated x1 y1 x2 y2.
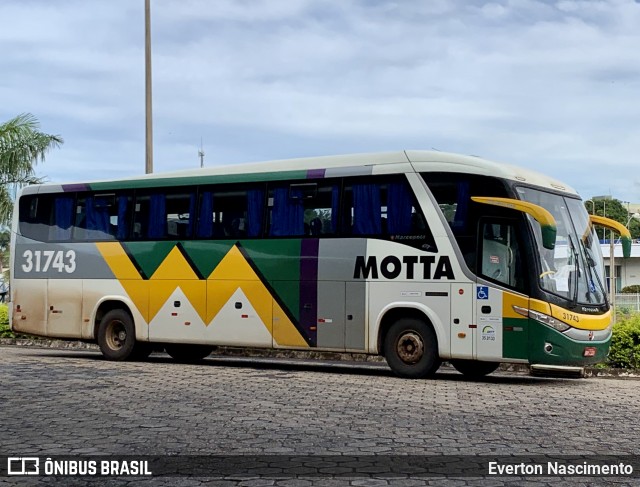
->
105 321 126 351
397 332 424 364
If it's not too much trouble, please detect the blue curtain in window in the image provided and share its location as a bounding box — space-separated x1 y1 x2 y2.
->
387 182 413 234
197 192 213 238
270 187 304 236
148 194 166 238
51 197 74 240
353 184 381 235
247 189 264 238
331 185 339 233
117 196 129 240
85 196 111 239
452 181 470 233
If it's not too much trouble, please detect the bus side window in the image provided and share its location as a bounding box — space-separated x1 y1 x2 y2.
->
166 193 195 238
133 191 196 240
343 177 437 251
19 194 55 242
304 183 338 236
267 182 339 237
133 194 164 239
74 194 116 241
196 186 264 239
19 194 76 242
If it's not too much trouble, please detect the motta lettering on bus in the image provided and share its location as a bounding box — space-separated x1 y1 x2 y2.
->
353 255 455 280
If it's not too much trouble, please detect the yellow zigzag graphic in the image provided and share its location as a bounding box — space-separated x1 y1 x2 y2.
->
205 245 270 325
95 242 307 347
148 246 207 323
96 242 150 322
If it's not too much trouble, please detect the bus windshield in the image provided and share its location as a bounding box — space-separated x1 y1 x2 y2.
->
516 187 607 306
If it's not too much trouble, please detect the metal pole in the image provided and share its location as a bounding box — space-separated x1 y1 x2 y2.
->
145 0 153 174
610 231 616 324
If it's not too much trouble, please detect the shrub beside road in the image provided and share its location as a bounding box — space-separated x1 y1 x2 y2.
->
0 303 10 338
606 313 640 369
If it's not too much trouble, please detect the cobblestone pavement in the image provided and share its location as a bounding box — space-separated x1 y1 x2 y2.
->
1 346 639 486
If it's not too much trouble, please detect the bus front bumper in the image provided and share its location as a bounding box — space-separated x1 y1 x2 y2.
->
528 320 610 366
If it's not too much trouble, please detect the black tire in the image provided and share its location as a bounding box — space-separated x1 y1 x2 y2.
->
165 344 213 363
451 359 500 379
97 309 137 361
383 318 440 378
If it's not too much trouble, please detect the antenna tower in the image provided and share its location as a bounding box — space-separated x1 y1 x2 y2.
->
198 138 205 168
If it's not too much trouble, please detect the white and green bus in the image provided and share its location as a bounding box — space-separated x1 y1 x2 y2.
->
9 150 629 378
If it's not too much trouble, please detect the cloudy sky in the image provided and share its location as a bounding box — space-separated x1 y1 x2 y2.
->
1 0 639 202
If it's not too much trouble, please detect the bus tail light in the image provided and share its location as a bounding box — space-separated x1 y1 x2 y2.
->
583 347 597 357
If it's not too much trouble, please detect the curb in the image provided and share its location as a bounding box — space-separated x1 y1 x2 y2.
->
1 338 639 378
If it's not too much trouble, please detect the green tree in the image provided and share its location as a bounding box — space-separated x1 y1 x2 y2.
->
583 198 639 239
629 219 640 240
0 113 63 224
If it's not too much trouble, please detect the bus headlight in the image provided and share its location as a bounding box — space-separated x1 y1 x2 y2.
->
512 306 571 332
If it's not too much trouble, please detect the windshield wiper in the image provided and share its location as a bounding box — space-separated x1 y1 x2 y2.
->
569 237 579 306
580 239 607 306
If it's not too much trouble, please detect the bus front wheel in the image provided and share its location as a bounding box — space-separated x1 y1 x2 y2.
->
98 309 138 361
384 318 440 379
451 359 500 379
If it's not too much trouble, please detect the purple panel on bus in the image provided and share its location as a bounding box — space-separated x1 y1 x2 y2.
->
306 169 325 179
62 183 90 192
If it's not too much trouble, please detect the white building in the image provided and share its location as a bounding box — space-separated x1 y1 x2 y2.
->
602 242 640 292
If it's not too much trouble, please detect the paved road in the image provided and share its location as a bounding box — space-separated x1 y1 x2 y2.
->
0 346 639 486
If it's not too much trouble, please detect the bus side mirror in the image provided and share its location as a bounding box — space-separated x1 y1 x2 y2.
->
471 196 557 250
590 215 632 259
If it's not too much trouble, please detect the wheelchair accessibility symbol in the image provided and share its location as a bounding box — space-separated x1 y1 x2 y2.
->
477 286 489 300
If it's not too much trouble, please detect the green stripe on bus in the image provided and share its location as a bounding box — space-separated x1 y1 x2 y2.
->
502 317 529 360
241 239 302 322
181 241 235 279
122 241 177 279
88 170 309 191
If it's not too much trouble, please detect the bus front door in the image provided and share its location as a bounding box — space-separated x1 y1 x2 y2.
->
450 283 474 359
475 219 528 362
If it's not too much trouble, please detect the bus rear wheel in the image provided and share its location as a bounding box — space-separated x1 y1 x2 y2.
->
165 344 213 363
451 359 500 379
98 309 138 361
384 318 440 379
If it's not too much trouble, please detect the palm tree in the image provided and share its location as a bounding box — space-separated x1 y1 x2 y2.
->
0 113 63 224
0 228 11 303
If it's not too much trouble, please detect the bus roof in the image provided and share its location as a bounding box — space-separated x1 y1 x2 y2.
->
25 150 578 196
